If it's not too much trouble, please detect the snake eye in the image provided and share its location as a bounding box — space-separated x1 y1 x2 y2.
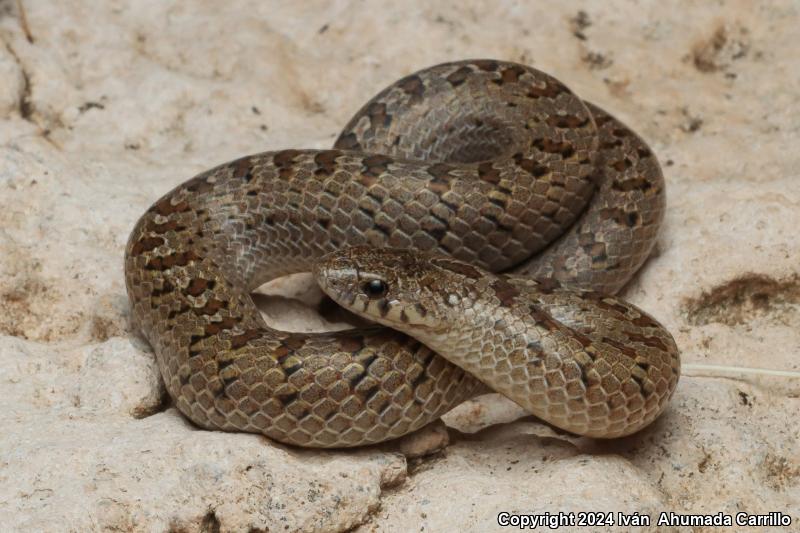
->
363 279 388 298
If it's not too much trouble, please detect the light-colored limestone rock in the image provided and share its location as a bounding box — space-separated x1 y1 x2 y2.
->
0 42 25 118
0 0 798 532
77 336 165 418
393 419 450 459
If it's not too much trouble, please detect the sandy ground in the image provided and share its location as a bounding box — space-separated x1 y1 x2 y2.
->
0 1 798 531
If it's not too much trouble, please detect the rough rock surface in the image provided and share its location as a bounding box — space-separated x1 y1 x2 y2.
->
1 1 798 531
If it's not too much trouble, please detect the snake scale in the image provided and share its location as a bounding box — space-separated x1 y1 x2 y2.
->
125 60 680 447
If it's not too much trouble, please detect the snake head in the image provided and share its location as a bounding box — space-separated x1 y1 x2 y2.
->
314 246 479 334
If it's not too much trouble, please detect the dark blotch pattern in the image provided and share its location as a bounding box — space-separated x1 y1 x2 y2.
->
314 150 341 176
432 258 483 280
362 154 394 177
446 66 473 86
492 276 521 307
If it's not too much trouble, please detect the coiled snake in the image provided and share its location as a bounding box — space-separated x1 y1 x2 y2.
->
125 60 680 447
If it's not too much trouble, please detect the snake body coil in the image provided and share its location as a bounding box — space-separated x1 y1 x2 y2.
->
125 60 679 447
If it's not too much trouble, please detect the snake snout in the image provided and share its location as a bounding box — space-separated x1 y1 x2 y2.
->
313 252 360 305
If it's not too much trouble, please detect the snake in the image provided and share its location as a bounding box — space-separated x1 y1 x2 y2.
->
124 60 680 447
